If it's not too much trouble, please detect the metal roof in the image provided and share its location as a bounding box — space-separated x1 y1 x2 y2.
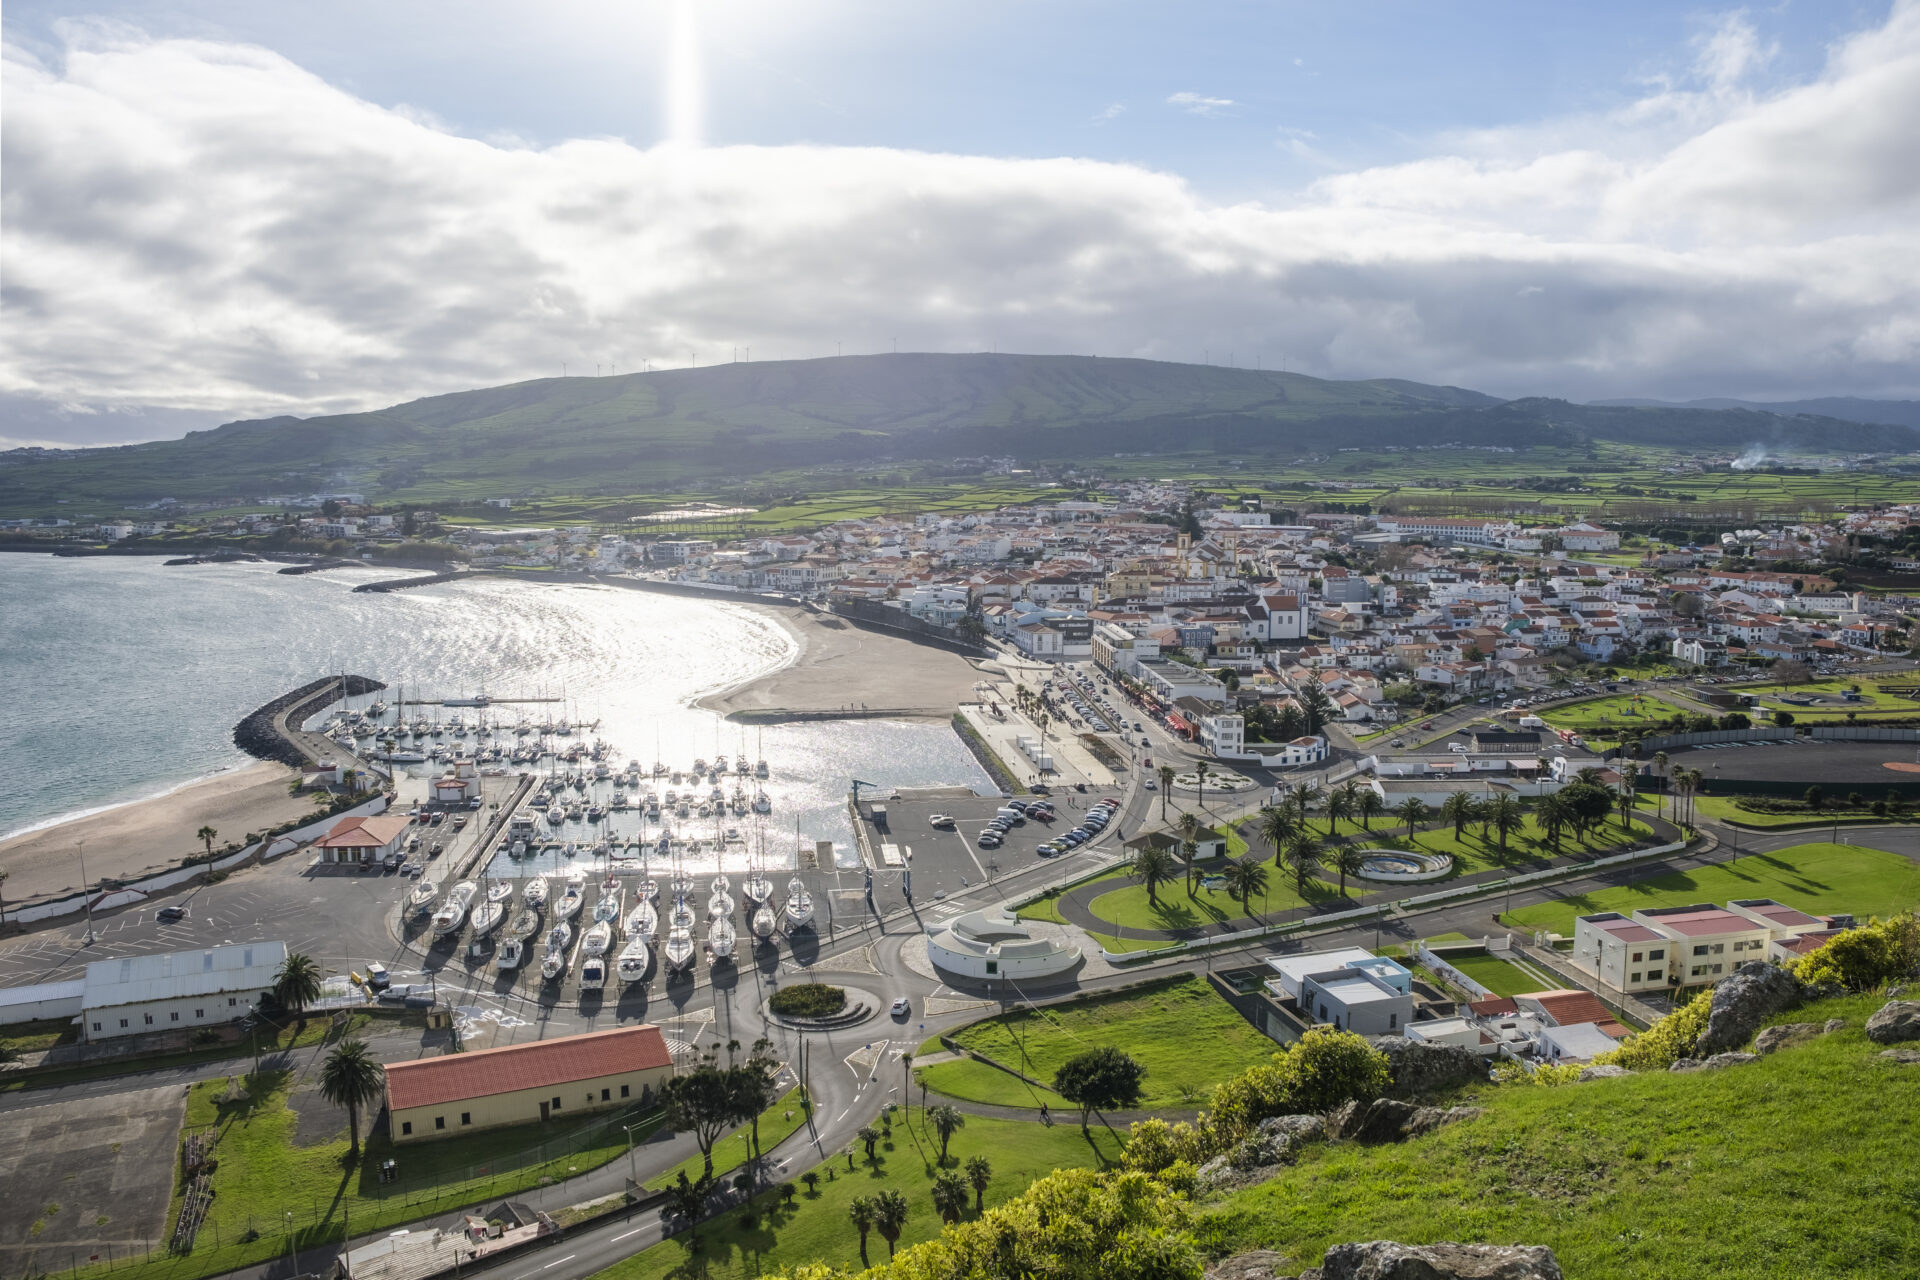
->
82 941 287 1010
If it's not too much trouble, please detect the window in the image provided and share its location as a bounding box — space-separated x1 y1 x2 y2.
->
1711 964 1724 975
1711 943 1724 955
1648 948 1665 960
229 997 238 1007
1630 972 1641 984
435 1116 446 1130
195 1009 204 1019
461 1113 472 1126
144 1014 154 1025
620 1085 630 1098
601 1088 611 1102
1693 945 1709 957
1691 965 1705 977
552 1096 562 1111
402 1122 413 1136
92 1022 102 1032
120 1019 128 1029
170 1012 180 1022
1388 1013 1398 1030
985 961 998 975
1631 951 1643 963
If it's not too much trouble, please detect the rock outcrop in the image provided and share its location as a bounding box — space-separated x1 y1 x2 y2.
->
1302 1241 1563 1280
1576 1063 1634 1081
1326 1098 1483 1144
1669 1052 1758 1072
1371 1036 1488 1098
1198 1115 1329 1191
1879 1048 1920 1064
1865 1000 1920 1044
1205 1251 1292 1280
1753 1022 1826 1055
1695 962 1803 1056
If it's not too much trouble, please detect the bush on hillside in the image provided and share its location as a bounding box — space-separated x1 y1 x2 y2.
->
1592 987 1713 1071
1793 912 1920 991
1492 1060 1583 1088
768 983 847 1018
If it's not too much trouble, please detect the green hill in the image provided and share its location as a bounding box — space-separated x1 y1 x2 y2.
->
2 353 1908 510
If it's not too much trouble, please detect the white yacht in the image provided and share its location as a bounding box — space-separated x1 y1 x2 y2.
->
470 898 505 937
594 877 624 925
742 871 774 908
407 882 438 913
486 881 514 905
626 898 658 941
508 906 541 940
540 923 572 981
782 878 814 933
523 876 550 909
708 890 735 920
616 936 651 984
496 937 525 971
431 881 477 936
708 915 736 962
555 875 586 921
751 903 778 940
663 928 696 974
582 917 614 958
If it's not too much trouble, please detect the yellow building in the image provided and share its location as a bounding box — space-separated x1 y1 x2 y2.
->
385 1024 674 1142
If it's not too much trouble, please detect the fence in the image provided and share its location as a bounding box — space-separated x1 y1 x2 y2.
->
1606 727 1794 759
1809 726 1920 742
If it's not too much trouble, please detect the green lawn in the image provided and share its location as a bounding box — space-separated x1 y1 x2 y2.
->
1306 813 1656 878
1438 950 1552 998
1735 678 1919 716
1012 893 1070 925
646 1087 808 1190
1208 993 1920 1279
1538 694 1696 745
1085 870 1345 933
917 973 1273 1111
592 1114 1124 1280
1499 841 1920 935
98 1067 660 1280
1688 794 1917 829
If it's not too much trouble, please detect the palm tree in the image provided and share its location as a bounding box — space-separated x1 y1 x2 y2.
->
1283 831 1322 895
1358 789 1385 831
1127 842 1180 906
1536 792 1569 851
849 1196 876 1266
1439 792 1476 841
931 1170 970 1223
1157 765 1175 820
1286 782 1318 821
1222 857 1269 914
1327 781 1358 836
964 1155 992 1212
272 951 323 1030
1258 803 1299 864
317 1037 384 1156
1394 797 1429 843
1653 751 1670 820
1180 839 1199 895
1485 793 1524 853
195 825 218 861
928 1104 965 1163
1615 785 1637 831
872 1188 910 1257
1175 811 1202 892
857 1123 881 1163
668 1172 714 1248
1331 843 1368 899
1194 760 1212 811
1677 768 1702 826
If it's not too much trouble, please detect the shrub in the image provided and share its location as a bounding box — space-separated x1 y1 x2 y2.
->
1593 986 1713 1070
768 983 847 1018
1492 1060 1583 1088
1793 913 1920 991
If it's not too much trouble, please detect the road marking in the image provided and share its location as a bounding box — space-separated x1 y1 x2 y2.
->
611 1229 643 1242
834 1106 850 1123
542 1254 577 1268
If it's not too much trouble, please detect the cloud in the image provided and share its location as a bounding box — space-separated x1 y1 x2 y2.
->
4 7 1920 444
1093 102 1125 124
1166 91 1235 116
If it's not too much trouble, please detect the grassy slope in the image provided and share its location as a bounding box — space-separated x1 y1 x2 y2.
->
594 1114 1126 1280
1500 841 1920 935
916 974 1273 1111
1200 994 1919 1279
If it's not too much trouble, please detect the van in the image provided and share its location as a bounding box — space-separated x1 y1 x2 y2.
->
994 806 1024 823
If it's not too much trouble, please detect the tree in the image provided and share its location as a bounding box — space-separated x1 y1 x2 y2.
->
872 1188 910 1257
1299 682 1335 735
1258 803 1298 863
1805 784 1825 811
1175 811 1202 892
848 1195 875 1266
1328 781 1360 836
1283 831 1322 895
1677 768 1703 825
1331 843 1368 899
928 1103 965 1163
1394 797 1429 842
666 1172 713 1247
1772 658 1813 686
1193 760 1211 811
1536 792 1569 850
0 868 9 931
1286 782 1318 819
857 1123 882 1163
964 1155 992 1212
931 1170 970 1223
1615 785 1638 831
1126 842 1180 906
1773 709 1795 728
1357 788 1385 831
1157 765 1175 820
1439 792 1477 841
1653 750 1671 821
272 951 323 1030
196 825 218 860
1556 782 1618 843
317 1037 384 1156
802 1171 820 1196
1053 1046 1147 1130
663 1060 751 1178
735 1037 781 1158
1222 857 1268 914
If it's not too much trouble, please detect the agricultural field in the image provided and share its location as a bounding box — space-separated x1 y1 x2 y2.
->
915 974 1274 1111
1500 841 1920 935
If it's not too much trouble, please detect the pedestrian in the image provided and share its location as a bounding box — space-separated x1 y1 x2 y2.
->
1040 1102 1050 1125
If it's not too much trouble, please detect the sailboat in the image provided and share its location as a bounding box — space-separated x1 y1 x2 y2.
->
496 936 525 971
470 896 505 937
407 881 438 914
616 933 651 984
708 889 735 920
540 922 572 981
555 874 586 920
508 905 541 940
782 877 814 933
579 954 607 991
754 727 769 779
583 915 614 958
594 875 624 925
751 901 778 941
707 914 736 963
627 897 659 942
431 881 477 936
523 875 549 909
663 925 696 974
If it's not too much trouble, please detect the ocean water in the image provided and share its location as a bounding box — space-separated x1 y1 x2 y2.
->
0 556 989 849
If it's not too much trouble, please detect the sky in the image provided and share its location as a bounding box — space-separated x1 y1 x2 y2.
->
3 0 1918 447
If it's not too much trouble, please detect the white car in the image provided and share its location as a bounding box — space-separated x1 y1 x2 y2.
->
929 814 955 827
1143 779 1158 790
890 997 912 1017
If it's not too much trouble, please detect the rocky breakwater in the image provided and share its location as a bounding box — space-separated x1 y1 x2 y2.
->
233 674 386 768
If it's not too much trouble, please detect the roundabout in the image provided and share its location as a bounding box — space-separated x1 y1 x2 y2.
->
1350 850 1454 882
1170 769 1259 794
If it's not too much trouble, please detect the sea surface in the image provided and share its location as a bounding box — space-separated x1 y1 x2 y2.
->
0 555 990 851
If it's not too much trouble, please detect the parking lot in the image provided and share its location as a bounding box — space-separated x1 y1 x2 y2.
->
854 785 1127 902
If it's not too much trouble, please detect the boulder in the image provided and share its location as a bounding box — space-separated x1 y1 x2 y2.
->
1865 1000 1920 1045
1576 1063 1634 1082
1753 1022 1825 1055
1206 1251 1292 1280
1695 962 1803 1056
1329 1098 1481 1144
1670 1053 1756 1072
1302 1241 1563 1280
1878 1048 1920 1065
1824 1019 1848 1034
1371 1036 1488 1099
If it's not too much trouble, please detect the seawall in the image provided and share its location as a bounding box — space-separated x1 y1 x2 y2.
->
233 674 387 767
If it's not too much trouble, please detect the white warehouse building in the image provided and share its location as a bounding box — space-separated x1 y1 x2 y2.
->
82 941 287 1042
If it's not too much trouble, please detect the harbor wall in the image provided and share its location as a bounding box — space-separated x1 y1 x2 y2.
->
232 673 386 767
824 598 992 658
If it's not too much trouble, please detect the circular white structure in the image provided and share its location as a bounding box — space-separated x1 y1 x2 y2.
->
926 906 1081 981
1171 770 1258 794
1351 850 1454 882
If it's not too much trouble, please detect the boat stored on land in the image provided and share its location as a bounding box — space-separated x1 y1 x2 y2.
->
431 881 477 936
782 878 814 933
616 936 650 983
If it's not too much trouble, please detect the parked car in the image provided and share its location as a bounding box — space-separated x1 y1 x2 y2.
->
156 905 189 923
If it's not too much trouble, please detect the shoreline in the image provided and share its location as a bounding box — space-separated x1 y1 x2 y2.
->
0 760 314 908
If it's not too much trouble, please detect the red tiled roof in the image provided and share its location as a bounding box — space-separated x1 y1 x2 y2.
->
1522 990 1627 1039
1468 997 1519 1017
386 1025 672 1112
316 816 411 849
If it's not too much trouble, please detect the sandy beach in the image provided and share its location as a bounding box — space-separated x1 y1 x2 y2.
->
698 607 1001 721
0 762 314 907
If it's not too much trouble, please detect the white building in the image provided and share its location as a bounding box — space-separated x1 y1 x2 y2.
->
82 941 287 1042
1263 948 1409 1002
1298 967 1412 1035
1630 904 1774 985
925 907 1080 980
1570 913 1674 994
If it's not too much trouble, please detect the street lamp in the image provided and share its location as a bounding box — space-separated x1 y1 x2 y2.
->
77 840 95 945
